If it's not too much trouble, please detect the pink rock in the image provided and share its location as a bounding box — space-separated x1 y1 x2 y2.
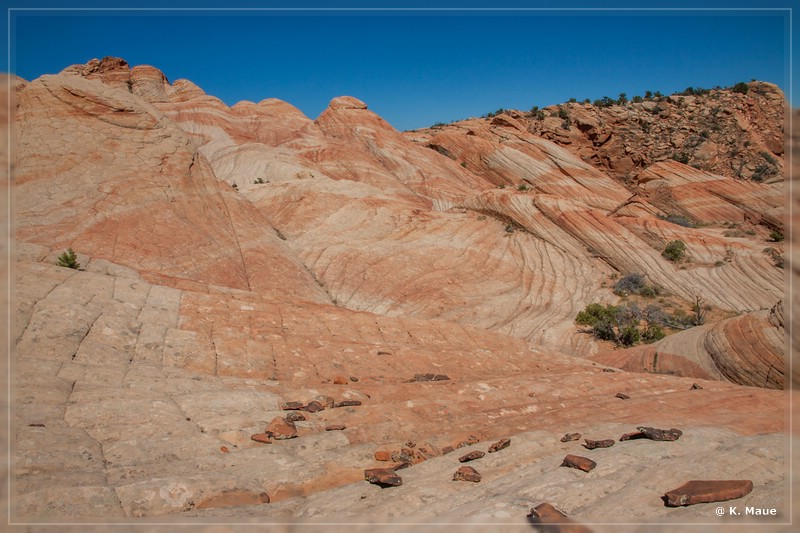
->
453 466 481 483
265 417 297 440
561 454 596 473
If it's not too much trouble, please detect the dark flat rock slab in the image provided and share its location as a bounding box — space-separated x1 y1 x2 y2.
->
664 479 753 506
561 454 596 473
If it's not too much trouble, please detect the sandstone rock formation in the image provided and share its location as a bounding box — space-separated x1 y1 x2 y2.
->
9 58 792 527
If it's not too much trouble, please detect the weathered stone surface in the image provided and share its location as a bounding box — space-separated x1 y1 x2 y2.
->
583 438 615 450
458 450 485 462
561 454 596 473
453 466 482 483
196 489 270 509
265 417 297 440
664 479 753 506
364 468 402 487
488 438 511 453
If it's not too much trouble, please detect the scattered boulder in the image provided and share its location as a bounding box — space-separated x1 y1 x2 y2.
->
583 438 615 450
364 468 402 488
250 433 272 444
453 466 481 483
285 411 306 422
638 426 683 441
561 454 596 473
409 373 451 382
334 400 362 408
560 433 582 443
325 424 346 431
458 450 485 462
664 480 753 506
527 502 592 532
304 400 325 413
488 438 511 453
374 450 391 462
615 392 631 400
265 417 298 440
349 376 359 382
316 395 335 408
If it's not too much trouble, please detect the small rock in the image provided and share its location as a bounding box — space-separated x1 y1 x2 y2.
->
615 392 631 400
364 468 403 487
325 424 346 431
285 411 306 422
441 446 454 455
280 401 305 411
349 376 359 382
560 433 582 442
220 446 230 453
390 461 412 471
390 451 413 463
250 433 272 444
334 400 362 408
458 450 485 462
619 431 646 441
638 426 682 441
374 450 391 461
561 454 596 472
528 502 592 532
304 400 324 413
27 423 46 427
583 438 615 450
333 376 348 385
404 441 416 448
664 480 753 506
265 417 297 440
316 395 335 408
602 368 615 372
488 438 511 453
690 383 703 390
410 373 451 382
453 466 481 482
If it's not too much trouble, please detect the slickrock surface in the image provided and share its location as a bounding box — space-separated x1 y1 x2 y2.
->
9 59 792 528
593 300 786 389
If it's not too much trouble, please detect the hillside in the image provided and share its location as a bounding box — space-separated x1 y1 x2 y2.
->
8 57 792 527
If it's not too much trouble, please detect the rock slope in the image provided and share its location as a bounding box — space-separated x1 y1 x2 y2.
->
9 58 792 527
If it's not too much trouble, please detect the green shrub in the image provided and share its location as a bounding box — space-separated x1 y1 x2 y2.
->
662 240 686 262
517 183 528 191
769 229 784 242
56 248 80 270
614 273 646 296
642 324 666 343
731 82 749 94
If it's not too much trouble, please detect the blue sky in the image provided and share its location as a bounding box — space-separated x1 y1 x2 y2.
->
5 1 795 131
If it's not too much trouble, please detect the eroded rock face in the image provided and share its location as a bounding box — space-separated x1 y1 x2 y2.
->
10 59 790 523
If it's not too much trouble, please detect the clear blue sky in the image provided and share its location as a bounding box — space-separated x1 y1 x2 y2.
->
5 1 795 131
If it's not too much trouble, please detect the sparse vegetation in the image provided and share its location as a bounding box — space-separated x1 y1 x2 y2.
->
517 183 529 191
56 248 80 270
254 177 266 184
731 81 749 94
769 229 784 242
659 214 696 228
575 302 665 347
662 240 686 262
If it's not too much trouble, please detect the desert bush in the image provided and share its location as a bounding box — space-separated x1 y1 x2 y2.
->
731 81 749 94
56 248 80 270
769 229 784 242
662 240 686 262
613 273 646 296
660 214 695 228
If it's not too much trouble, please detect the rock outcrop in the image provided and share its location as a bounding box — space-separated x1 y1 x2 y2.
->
10 58 792 525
